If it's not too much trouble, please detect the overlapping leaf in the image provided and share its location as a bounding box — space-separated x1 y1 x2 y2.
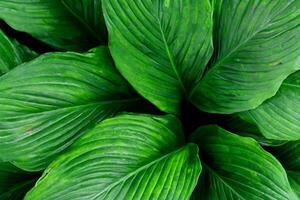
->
0 29 37 75
190 125 297 200
0 162 38 200
62 0 107 43
0 47 138 171
236 71 300 141
272 141 300 198
0 0 100 50
25 114 201 200
103 0 213 114
190 0 300 113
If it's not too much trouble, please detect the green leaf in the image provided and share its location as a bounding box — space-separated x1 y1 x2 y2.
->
0 0 97 50
0 162 38 200
0 47 138 171
236 71 300 141
62 0 107 43
225 115 288 146
103 0 213 114
190 125 297 200
25 114 201 200
272 141 300 198
191 0 300 114
0 29 37 75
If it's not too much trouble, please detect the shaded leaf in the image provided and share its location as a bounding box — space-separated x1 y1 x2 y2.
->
272 141 300 198
62 0 107 43
0 47 138 171
0 0 97 50
25 114 201 200
0 29 37 75
0 162 38 200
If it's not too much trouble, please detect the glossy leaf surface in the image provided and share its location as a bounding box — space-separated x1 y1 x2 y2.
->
26 114 201 200
0 47 137 171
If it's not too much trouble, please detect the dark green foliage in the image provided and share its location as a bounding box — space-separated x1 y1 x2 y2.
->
0 0 299 199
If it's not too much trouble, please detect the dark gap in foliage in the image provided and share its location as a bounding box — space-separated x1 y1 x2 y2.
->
180 100 227 140
0 20 55 54
125 98 163 115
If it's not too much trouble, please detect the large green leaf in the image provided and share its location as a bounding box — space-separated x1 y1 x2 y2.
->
0 29 37 75
0 47 138 171
0 162 38 200
62 0 107 43
190 125 297 200
25 114 201 200
0 0 98 50
272 141 300 198
191 0 300 114
103 0 213 114
236 71 300 141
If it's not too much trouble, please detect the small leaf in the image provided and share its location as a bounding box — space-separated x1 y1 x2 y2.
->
0 47 138 171
62 0 107 43
103 0 213 114
190 125 297 200
0 0 97 50
191 0 300 113
0 29 37 75
25 114 201 200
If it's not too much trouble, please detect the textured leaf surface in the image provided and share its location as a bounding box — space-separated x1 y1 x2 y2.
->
191 0 300 113
0 47 137 171
190 125 297 200
103 0 213 114
273 141 300 198
62 0 107 43
0 162 38 200
0 0 96 50
237 71 300 141
0 29 37 75
25 114 201 200
225 116 288 146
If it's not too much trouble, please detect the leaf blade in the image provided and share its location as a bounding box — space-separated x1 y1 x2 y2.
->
0 29 37 75
103 0 213 113
0 47 137 171
191 0 300 113
237 71 300 141
190 125 297 200
25 114 201 200
0 0 97 50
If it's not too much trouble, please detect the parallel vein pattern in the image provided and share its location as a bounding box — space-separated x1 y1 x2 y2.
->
62 0 107 43
103 0 213 114
238 71 300 141
191 0 300 113
25 114 201 200
0 0 95 50
273 141 300 198
0 29 37 75
0 47 137 171
190 125 297 200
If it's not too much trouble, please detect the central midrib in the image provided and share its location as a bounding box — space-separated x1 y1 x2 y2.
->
155 17 187 96
188 1 294 99
90 145 186 200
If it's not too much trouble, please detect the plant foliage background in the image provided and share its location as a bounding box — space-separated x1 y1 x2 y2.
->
0 0 299 199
